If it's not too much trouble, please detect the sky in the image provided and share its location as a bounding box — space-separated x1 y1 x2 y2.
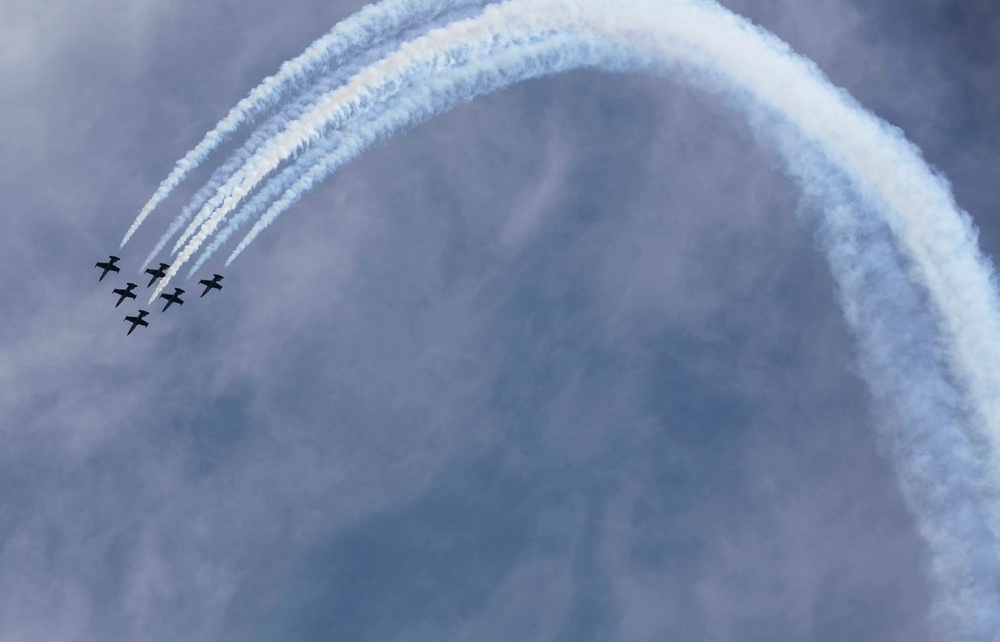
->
1 0 998 640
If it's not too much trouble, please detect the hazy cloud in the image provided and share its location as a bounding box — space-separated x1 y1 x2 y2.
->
0 0 995 639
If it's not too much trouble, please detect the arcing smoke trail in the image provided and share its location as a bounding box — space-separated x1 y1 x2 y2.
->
192 32 625 271
594 3 1000 631
137 0 1000 633
598 0 1000 539
152 0 578 300
188 104 380 275
142 73 346 271
120 0 489 248
787 142 999 636
161 64 370 264
168 3 495 261
188 124 353 275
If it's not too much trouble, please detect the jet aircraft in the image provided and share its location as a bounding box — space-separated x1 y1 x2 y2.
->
198 274 224 297
160 288 185 312
145 263 170 287
112 282 138 307
95 255 121 281
124 310 149 335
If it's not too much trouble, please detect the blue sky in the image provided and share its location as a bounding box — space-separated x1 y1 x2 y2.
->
1 0 998 639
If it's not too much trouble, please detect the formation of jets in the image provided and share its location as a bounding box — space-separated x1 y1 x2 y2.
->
94 254 223 335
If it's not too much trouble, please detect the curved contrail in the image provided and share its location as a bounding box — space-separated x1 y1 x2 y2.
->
120 0 491 248
152 0 575 300
161 59 377 263
134 0 1000 634
142 72 348 271
166 3 497 261
187 32 618 273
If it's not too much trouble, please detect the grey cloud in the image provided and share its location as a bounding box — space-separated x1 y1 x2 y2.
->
0 0 995 639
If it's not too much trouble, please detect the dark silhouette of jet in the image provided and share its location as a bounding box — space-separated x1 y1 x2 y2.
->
95 255 121 281
198 274 224 297
145 263 170 287
112 282 137 307
124 310 149 335
160 288 185 312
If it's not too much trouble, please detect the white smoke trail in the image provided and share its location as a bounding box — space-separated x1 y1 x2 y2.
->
187 116 361 276
137 0 1000 632
767 121 1000 637
184 32 621 273
142 74 352 271
187 128 350 275
120 0 490 248
154 63 375 267
590 5 1000 630
152 0 580 300
165 4 497 262
595 0 1000 500
141 75 344 272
